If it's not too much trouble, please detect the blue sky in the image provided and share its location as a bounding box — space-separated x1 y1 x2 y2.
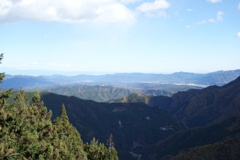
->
0 0 240 75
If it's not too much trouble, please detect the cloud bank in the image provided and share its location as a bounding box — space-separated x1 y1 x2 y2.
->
137 0 170 17
0 0 136 24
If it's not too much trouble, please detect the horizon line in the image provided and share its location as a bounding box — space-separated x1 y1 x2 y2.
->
2 68 240 76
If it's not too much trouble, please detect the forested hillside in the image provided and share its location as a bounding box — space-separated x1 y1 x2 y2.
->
116 76 240 129
0 55 118 160
39 92 184 159
142 112 240 159
44 85 172 102
108 76 240 159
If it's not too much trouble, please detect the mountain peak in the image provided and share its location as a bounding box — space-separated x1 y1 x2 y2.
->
223 76 240 87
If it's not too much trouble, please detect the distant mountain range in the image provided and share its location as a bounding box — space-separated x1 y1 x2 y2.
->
1 69 240 90
1 69 240 103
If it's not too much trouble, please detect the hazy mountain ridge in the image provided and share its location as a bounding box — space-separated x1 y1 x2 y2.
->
1 69 240 90
166 76 240 128
1 75 55 89
40 85 172 102
1 69 239 103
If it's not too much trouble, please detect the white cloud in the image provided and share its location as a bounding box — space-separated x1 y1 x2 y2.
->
186 9 193 12
208 18 216 23
120 0 140 4
137 0 170 17
144 10 168 18
237 32 240 38
0 0 11 15
0 0 136 24
217 11 224 21
196 11 223 25
207 0 222 3
137 0 170 12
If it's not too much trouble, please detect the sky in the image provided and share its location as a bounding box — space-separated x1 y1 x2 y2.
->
0 0 240 75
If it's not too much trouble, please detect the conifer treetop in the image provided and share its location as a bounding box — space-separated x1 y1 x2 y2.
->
60 104 69 121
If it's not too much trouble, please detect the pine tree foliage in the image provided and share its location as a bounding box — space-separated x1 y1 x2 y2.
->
0 90 118 159
52 104 87 160
0 89 118 159
84 136 118 160
0 56 118 159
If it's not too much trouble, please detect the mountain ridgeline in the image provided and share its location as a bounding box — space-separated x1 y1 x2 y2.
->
111 76 240 129
100 76 240 159
1 69 240 90
40 85 172 102
156 76 240 128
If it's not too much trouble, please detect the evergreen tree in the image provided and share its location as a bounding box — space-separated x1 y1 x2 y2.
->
0 53 15 159
52 104 87 160
106 134 118 160
84 137 108 160
11 90 54 159
84 135 118 160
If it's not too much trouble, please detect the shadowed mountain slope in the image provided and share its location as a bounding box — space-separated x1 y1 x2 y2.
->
123 76 240 129
142 112 240 160
39 92 184 159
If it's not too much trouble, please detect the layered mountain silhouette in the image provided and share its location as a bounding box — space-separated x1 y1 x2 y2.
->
112 76 240 128
105 76 240 159
3 74 240 159
2 69 240 90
